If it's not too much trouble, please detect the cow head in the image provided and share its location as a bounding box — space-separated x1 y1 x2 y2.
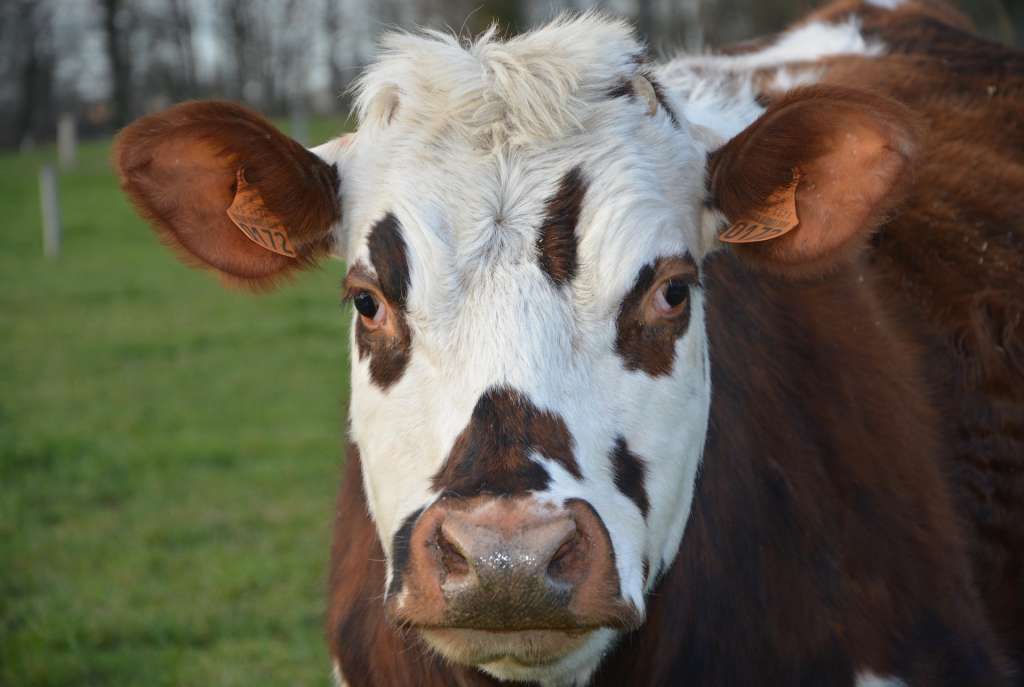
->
115 14 914 685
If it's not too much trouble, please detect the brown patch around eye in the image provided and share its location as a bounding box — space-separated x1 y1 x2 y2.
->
537 166 586 287
351 213 413 390
355 313 412 391
615 254 697 377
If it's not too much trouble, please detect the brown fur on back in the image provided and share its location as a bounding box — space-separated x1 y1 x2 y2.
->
803 2 1024 668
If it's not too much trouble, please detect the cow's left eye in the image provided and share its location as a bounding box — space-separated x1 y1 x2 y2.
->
354 290 382 321
653 279 688 315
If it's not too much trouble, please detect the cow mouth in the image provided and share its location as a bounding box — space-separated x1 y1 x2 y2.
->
418 627 592 667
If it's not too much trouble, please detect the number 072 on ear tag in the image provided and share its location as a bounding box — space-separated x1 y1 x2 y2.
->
720 170 801 244
226 169 298 258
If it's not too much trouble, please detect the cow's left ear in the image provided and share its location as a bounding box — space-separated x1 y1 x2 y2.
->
706 85 917 277
114 100 345 289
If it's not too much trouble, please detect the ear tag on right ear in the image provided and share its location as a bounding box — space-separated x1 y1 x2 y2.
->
226 169 298 258
720 170 801 244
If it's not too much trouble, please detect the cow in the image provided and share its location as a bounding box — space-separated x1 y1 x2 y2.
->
113 0 1024 685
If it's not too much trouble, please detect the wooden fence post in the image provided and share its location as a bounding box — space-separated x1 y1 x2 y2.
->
57 113 77 170
39 165 62 259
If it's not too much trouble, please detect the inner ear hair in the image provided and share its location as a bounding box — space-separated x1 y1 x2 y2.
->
709 85 918 278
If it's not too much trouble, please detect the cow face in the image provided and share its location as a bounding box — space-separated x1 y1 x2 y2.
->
115 13 914 686
327 18 720 683
332 20 913 683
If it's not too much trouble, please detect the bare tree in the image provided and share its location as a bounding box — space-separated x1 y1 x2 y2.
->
99 0 132 126
223 0 252 102
6 0 56 146
168 0 197 98
324 0 346 102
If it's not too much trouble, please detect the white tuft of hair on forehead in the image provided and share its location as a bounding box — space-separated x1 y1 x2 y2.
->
353 12 645 150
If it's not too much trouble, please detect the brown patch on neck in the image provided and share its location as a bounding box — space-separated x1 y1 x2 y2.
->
431 387 580 498
537 166 586 287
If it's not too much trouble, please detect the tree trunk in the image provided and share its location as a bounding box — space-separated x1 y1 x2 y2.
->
13 0 55 145
169 0 197 98
325 0 345 102
100 0 131 126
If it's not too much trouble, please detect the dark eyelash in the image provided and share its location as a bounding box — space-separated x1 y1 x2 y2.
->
340 284 357 307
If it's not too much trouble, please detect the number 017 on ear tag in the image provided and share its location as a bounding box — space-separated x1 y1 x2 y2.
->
720 170 801 244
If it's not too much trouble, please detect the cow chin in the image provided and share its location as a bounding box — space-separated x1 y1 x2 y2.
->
419 627 617 682
419 627 592 667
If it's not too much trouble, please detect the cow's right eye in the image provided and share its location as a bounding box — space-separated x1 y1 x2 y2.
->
354 291 380 319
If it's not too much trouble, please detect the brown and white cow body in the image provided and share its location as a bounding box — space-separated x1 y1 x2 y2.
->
114 1 1024 685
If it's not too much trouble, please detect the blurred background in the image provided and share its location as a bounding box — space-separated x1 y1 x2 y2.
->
1 1 1021 686
3 0 1023 147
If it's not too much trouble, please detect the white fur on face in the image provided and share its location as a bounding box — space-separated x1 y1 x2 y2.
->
320 10 888 685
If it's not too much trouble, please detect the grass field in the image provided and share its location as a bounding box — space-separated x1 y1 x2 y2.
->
1 117 354 686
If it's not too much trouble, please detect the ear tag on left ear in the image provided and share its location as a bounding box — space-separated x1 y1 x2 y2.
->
226 169 298 258
720 170 801 244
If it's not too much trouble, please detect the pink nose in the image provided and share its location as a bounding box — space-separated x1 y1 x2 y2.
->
439 507 578 599
389 497 640 631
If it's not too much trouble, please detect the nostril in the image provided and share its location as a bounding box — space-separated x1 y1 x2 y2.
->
435 525 470 577
546 530 585 582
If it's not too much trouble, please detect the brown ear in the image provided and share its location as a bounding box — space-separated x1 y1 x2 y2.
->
708 86 917 277
114 101 341 289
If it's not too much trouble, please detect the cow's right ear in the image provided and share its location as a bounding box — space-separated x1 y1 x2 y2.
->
706 86 917 278
114 101 343 289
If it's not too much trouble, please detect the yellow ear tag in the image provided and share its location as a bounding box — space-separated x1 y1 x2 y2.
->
720 170 801 244
226 169 298 257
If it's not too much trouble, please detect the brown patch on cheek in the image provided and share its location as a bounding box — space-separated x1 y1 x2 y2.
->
614 255 696 377
431 387 581 498
355 213 412 390
611 436 649 518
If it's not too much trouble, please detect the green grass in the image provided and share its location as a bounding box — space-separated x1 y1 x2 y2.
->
1 116 354 686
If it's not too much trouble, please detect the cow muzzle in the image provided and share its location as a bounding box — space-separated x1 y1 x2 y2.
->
386 497 641 667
